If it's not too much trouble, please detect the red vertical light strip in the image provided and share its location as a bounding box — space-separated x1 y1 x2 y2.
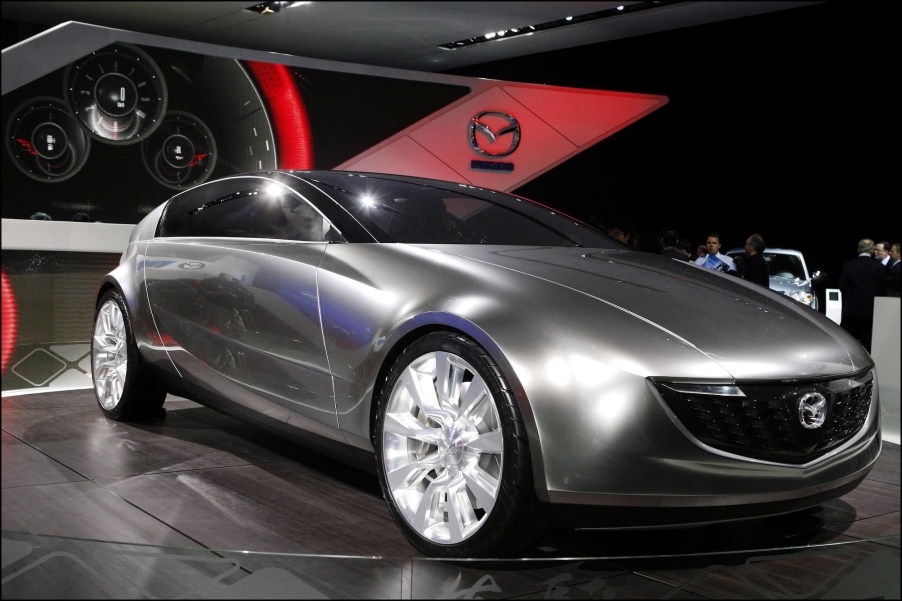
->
1 269 18 375
245 61 314 169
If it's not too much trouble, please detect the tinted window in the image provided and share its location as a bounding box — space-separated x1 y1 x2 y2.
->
767 253 805 279
159 177 333 241
309 175 614 247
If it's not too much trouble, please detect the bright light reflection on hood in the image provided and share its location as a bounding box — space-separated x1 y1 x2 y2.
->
569 354 619 387
543 353 632 430
447 293 496 316
545 353 620 388
263 182 284 198
593 389 631 432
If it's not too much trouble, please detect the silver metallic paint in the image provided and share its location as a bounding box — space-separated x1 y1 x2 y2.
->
103 172 880 520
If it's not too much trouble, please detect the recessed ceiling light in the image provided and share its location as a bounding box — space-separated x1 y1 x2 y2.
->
245 1 310 14
437 0 686 51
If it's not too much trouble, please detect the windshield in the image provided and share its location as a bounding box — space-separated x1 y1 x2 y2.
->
309 174 617 247
767 252 807 280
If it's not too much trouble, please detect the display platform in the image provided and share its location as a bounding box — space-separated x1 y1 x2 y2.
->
2 389 899 599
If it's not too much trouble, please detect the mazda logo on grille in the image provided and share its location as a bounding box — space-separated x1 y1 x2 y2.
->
797 392 827 429
468 111 521 157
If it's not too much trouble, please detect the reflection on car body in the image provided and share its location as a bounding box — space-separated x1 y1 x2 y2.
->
91 170 881 558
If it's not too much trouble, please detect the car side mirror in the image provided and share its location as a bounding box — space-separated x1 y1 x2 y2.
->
811 270 826 283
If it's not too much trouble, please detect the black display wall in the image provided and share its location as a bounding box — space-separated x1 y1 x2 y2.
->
446 2 892 294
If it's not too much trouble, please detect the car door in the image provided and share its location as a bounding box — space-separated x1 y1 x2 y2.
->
143 175 341 439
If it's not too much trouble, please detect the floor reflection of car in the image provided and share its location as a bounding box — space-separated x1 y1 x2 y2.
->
727 247 825 310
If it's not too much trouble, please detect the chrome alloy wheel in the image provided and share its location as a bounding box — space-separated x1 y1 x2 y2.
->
381 350 503 545
92 298 128 411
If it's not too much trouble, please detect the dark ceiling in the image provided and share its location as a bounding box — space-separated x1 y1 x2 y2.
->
1 1 816 72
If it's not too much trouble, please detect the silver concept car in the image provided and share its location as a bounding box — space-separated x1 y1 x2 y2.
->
91 170 881 557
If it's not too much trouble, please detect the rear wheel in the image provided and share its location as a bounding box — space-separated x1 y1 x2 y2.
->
374 331 546 557
91 289 166 420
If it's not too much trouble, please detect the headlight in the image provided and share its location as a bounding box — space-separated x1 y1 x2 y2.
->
787 290 814 305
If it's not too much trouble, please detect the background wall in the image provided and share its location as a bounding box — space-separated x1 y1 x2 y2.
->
447 2 893 294
2 2 895 396
3 3 892 289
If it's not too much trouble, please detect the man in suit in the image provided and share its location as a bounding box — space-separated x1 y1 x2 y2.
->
874 240 892 268
738 233 769 287
886 242 901 297
837 239 887 352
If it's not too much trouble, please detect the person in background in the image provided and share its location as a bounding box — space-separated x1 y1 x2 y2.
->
837 238 886 352
636 230 663 254
874 240 891 267
694 232 737 274
886 242 901 297
29 211 52 220
603 215 633 247
739 233 769 287
676 238 694 261
661 227 689 260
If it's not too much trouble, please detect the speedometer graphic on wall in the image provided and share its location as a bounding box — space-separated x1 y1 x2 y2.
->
141 111 217 189
64 43 168 145
5 96 91 182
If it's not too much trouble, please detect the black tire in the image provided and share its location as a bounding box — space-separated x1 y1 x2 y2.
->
91 289 166 420
373 331 546 557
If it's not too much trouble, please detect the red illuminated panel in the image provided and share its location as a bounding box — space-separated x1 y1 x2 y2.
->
339 82 668 192
246 61 314 170
1 270 18 374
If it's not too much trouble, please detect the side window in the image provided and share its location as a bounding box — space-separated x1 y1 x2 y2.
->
159 177 332 241
159 177 260 237
246 187 329 241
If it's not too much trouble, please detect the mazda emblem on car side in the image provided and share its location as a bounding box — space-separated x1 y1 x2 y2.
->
798 392 827 429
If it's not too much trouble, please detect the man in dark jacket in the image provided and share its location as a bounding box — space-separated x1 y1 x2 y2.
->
886 242 901 297
739 233 769 287
837 239 887 352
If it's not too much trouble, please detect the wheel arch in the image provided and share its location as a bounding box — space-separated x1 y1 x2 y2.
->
95 277 120 309
95 262 156 363
366 311 548 498
96 263 137 312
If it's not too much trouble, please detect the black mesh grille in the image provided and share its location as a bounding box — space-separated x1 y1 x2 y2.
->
656 372 873 464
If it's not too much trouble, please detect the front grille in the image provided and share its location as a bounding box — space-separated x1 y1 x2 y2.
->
655 371 873 464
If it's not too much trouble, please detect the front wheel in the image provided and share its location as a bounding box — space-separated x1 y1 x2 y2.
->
374 331 546 557
91 289 166 420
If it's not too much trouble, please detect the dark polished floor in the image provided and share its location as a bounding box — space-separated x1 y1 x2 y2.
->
2 389 899 599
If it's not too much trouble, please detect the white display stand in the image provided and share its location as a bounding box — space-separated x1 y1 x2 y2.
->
872 296 900 445
825 288 842 324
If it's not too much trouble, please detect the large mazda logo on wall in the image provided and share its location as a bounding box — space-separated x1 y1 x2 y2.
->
468 111 521 157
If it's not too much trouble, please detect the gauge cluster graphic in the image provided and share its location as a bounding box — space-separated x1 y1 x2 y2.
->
5 96 92 182
64 43 168 145
2 43 284 223
141 111 217 189
3 39 468 224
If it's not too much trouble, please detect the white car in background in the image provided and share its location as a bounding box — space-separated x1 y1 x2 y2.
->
727 247 825 310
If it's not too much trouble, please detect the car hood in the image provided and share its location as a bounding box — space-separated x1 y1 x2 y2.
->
770 275 811 290
429 245 868 379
